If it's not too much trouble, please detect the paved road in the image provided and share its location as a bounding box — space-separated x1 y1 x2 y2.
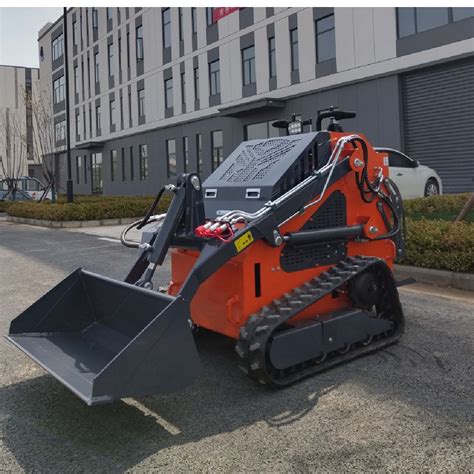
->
0 222 473 472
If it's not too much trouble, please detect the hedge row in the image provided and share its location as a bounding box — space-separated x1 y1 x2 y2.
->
402 218 474 273
404 193 473 222
6 195 172 222
0 201 13 213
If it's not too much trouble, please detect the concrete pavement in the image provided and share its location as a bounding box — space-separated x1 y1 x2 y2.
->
0 221 472 472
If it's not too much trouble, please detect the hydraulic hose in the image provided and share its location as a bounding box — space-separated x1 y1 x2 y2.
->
136 186 166 230
120 214 166 248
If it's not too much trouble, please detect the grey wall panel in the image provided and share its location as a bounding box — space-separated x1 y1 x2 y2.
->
402 58 474 193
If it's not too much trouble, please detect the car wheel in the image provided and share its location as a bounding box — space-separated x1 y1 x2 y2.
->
424 179 439 197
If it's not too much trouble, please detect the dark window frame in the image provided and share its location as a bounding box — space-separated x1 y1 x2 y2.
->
241 45 256 86
209 59 220 96
139 144 148 180
166 138 177 179
162 8 171 48
268 36 276 78
211 129 223 171
137 88 145 117
136 25 144 62
290 27 298 72
315 14 336 63
164 77 173 109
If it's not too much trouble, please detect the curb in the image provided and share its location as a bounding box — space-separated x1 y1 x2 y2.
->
394 264 474 292
5 216 139 228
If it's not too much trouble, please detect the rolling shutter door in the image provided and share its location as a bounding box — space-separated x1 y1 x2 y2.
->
402 58 474 193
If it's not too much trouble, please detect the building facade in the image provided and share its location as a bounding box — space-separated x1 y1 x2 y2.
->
0 65 40 180
38 7 474 196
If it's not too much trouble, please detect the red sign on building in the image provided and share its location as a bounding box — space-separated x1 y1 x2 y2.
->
213 7 240 22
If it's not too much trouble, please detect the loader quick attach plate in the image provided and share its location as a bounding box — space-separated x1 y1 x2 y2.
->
7 269 201 405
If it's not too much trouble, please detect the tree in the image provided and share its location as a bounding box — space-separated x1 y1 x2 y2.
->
0 107 28 201
455 193 474 223
23 86 65 202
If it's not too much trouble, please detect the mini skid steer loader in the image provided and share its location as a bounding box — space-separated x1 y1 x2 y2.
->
7 109 405 405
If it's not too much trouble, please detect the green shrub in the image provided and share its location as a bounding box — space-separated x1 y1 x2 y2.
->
404 193 473 222
6 195 172 222
0 201 13 213
402 218 474 273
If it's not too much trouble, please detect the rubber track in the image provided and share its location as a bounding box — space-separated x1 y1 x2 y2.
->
235 256 405 386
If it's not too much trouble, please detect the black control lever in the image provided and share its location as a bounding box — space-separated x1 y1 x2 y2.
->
316 107 356 131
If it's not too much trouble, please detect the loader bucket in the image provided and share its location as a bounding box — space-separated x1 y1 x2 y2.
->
6 269 201 405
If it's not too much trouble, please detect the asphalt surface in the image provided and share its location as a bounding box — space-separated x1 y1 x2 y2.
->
0 221 473 472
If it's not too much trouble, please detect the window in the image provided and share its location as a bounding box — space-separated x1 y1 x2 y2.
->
89 105 92 136
396 8 464 38
84 155 88 184
110 99 116 128
194 66 200 101
95 104 101 129
118 37 122 74
452 8 474 21
316 14 336 63
87 57 91 98
209 59 220 96
110 149 118 181
136 25 144 61
211 130 223 170
92 8 98 29
181 72 186 105
94 52 99 82
244 120 280 141
128 90 132 126
108 43 114 76
164 78 173 109
183 136 189 172
139 144 148 180
206 7 214 26
241 45 256 86
290 28 298 71
53 76 65 104
119 95 123 127
92 153 103 193
106 7 112 20
75 113 81 139
52 34 64 61
196 133 202 174
191 7 197 34
138 88 145 117
162 8 171 48
121 148 126 181
76 156 82 184
73 21 78 46
179 7 183 41
74 66 79 94
268 36 276 78
130 146 134 180
54 120 66 142
166 139 176 178
126 32 131 68
386 151 416 168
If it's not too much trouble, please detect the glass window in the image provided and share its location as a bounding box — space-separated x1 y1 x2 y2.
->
106 7 112 20
244 120 280 141
130 146 134 180
76 113 81 139
136 25 144 62
109 99 116 127
54 120 66 142
290 28 298 72
209 59 220 96
84 155 88 184
388 151 413 168
162 8 171 48
108 43 114 76
95 104 101 130
194 66 200 101
452 8 474 21
206 7 214 26
127 31 131 68
52 34 64 61
191 7 197 34
128 91 132 125
196 133 202 174
139 144 148 180
74 66 79 94
52 76 65 104
121 148 126 181
211 130 223 171
416 8 449 33
110 149 118 181
316 14 335 63
118 37 122 74
183 136 189 172
268 36 276 78
179 7 183 41
138 88 145 117
166 139 176 178
165 78 173 109
397 8 416 38
94 52 99 82
92 153 103 193
181 72 186 105
241 45 256 86
92 8 98 29
73 21 78 46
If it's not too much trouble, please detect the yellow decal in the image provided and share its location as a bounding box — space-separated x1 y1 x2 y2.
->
234 231 254 253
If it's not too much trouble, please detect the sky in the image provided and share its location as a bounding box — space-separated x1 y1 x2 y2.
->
0 7 63 68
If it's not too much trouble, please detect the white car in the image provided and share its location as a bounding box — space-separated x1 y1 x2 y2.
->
375 147 443 199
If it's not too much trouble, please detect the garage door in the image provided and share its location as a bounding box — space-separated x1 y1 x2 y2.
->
402 58 474 193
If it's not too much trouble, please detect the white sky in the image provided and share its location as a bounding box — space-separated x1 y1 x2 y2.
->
0 7 62 68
